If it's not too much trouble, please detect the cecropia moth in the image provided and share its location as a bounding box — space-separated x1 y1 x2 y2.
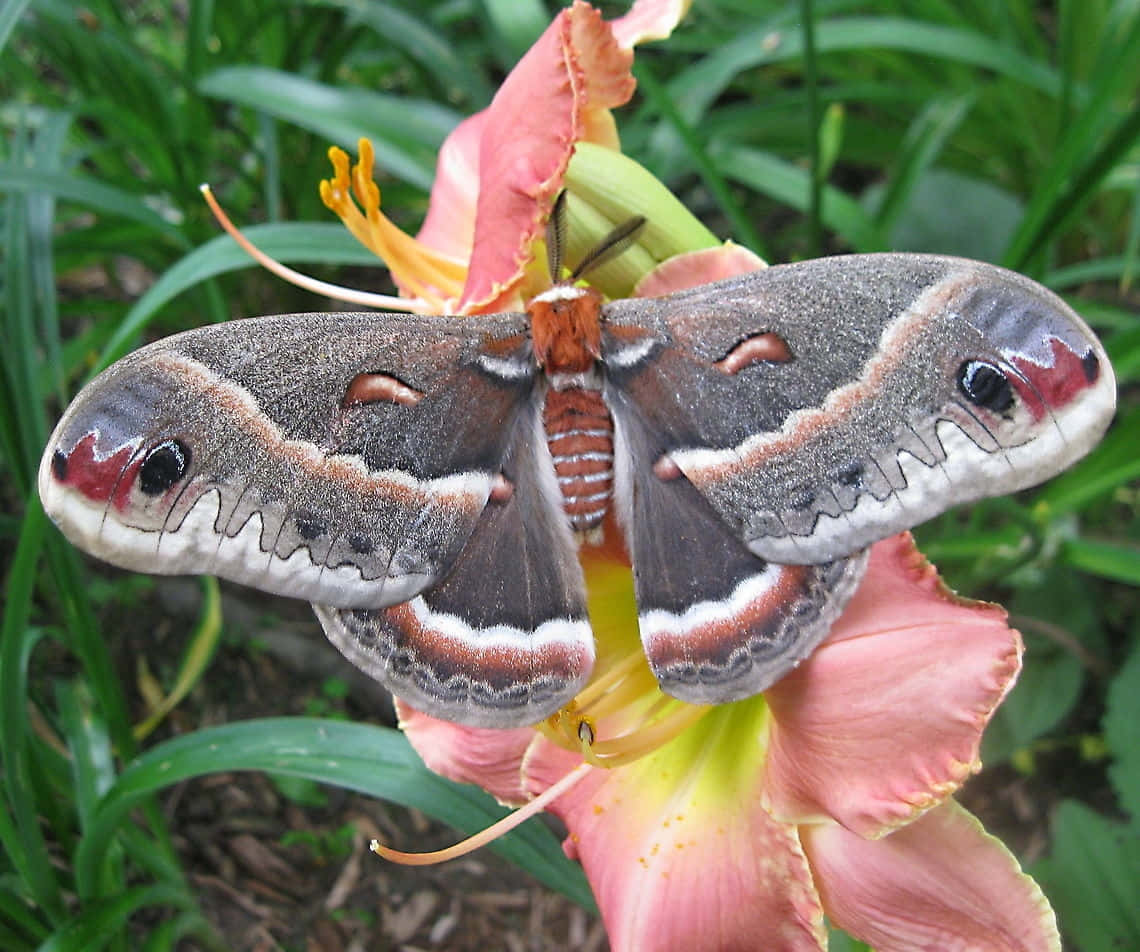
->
40 220 1116 727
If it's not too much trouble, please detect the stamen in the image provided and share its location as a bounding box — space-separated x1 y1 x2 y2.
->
571 649 650 712
587 703 710 768
320 140 468 304
199 184 431 312
538 646 711 769
371 761 593 866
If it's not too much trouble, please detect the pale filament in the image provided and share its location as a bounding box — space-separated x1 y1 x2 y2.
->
199 184 434 313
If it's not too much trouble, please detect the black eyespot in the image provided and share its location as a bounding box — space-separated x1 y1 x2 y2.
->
348 534 375 555
836 462 864 488
294 514 326 540
51 449 69 481
1081 350 1100 383
957 360 1014 413
138 439 191 495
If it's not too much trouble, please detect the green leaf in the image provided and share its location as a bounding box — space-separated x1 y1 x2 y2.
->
710 144 885 252
982 569 1096 764
0 167 188 247
79 719 595 910
303 0 491 106
0 506 64 921
197 67 460 191
0 0 34 55
96 223 383 371
132 577 222 742
671 17 1065 124
982 645 1083 766
36 884 200 952
869 95 974 238
480 0 548 61
1034 802 1140 952
1104 640 1140 820
869 168 1023 261
1037 405 1140 512
55 681 116 829
1061 538 1140 586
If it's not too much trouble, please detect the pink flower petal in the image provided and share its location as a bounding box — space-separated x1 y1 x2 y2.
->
459 2 636 312
611 0 692 48
526 730 828 952
763 533 1022 837
415 112 487 264
397 699 535 805
633 242 767 296
803 800 1060 952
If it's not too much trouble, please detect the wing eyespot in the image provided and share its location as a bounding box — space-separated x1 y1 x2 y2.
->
956 360 1015 413
138 439 191 496
51 449 68 481
1081 350 1101 383
294 513 327 541
342 371 424 408
714 332 793 375
836 461 864 488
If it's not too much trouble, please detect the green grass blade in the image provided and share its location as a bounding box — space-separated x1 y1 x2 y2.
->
480 0 548 62
302 0 492 107
801 0 822 255
633 60 765 257
196 67 460 191
1061 538 1140 586
0 506 64 922
36 884 200 952
55 681 116 829
1002 14 1140 270
132 578 222 742
1005 105 1140 271
77 718 595 910
1037 405 1140 512
671 17 1064 124
0 885 49 945
871 94 974 236
0 0 34 53
710 143 886 253
0 167 189 247
96 223 383 371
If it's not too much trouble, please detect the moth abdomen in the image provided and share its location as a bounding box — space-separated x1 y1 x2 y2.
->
542 384 615 534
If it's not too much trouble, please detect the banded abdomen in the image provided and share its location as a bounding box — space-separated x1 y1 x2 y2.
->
543 385 614 533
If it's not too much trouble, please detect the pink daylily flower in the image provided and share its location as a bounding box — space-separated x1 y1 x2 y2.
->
219 1 1060 947
399 536 1059 951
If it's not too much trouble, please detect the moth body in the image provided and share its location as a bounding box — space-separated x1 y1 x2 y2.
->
530 284 616 537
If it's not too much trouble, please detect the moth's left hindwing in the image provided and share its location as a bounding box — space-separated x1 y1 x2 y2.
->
39 311 537 610
602 254 1116 564
316 398 594 727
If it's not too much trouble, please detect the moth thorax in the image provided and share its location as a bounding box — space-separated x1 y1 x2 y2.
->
529 286 603 373
543 386 614 535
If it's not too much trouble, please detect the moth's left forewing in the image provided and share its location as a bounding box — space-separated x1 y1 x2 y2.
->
39 312 536 608
603 255 1115 564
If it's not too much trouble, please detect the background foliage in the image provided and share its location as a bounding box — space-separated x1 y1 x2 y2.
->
2 1 1138 949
